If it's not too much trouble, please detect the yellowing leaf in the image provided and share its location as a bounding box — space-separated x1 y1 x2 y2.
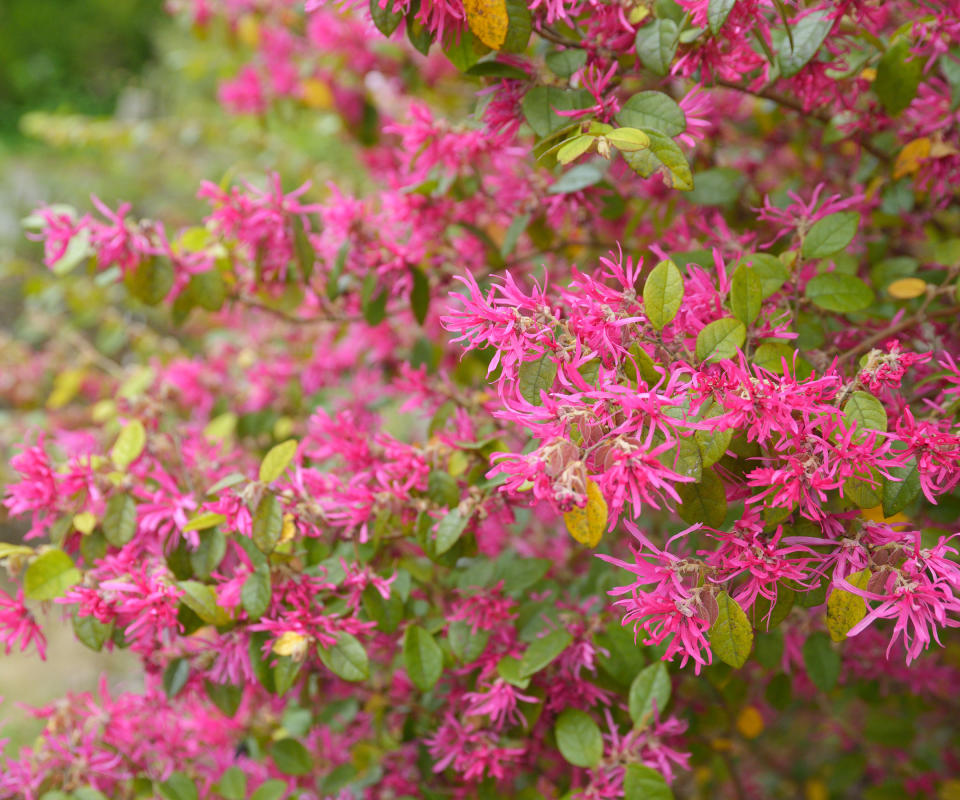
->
301 78 333 109
735 706 764 739
826 568 870 642
73 512 97 535
273 631 308 659
563 478 607 547
893 137 931 179
887 277 926 299
861 505 909 525
47 368 86 410
236 14 260 47
464 0 508 49
280 513 297 544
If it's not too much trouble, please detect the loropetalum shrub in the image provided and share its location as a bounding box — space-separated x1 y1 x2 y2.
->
3 0 960 798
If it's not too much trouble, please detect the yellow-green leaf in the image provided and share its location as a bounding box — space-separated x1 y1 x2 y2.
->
24 548 81 601
643 259 684 330
826 569 870 642
111 419 147 470
259 439 298 483
708 590 753 668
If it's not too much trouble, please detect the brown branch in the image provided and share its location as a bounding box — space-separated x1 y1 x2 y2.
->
837 304 960 364
713 78 891 163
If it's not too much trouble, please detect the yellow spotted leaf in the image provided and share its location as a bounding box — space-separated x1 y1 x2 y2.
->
893 137 931 179
563 478 607 547
887 277 926 299
464 0 508 49
826 568 870 642
735 706 764 739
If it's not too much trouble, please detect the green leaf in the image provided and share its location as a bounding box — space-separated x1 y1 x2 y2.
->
554 708 603 768
749 586 796 631
777 10 832 78
622 130 693 190
546 48 587 77
252 493 283 553
801 212 860 258
177 580 231 626
205 679 243 717
259 439 298 483
803 630 840 692
182 511 226 533
157 773 198 800
624 764 675 800
103 493 137 547
163 657 190 698
435 508 470 555
73 612 112 652
548 161 607 194
191 530 226 579
186 270 225 312
629 661 671 725
729 264 762 325
249 780 288 800
708 0 736 34
216 766 247 800
695 318 746 362
521 86 590 138
273 655 303 696
72 789 109 800
403 624 444 691
686 167 745 206
708 591 753 668
501 0 533 53
843 391 887 435
804 273 873 313
111 419 146 470
519 628 572 677
517 354 557 405
124 256 174 305
23 548 81 600
826 569 870 642
753 342 795 374
406 11 434 55
271 738 312 776
882 458 921 516
616 91 686 137
318 632 370 682
500 213 530 258
875 38 924 116
635 18 679 76
410 265 430 325
740 252 788 298
676 467 727 527
443 28 482 71
496 654 531 688
449 620 490 663
369 0 404 35
643 259 684 330
242 566 272 620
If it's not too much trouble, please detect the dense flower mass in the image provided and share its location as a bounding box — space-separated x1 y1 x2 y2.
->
2 0 960 798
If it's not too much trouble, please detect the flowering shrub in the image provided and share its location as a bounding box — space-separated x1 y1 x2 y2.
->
3 0 960 798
